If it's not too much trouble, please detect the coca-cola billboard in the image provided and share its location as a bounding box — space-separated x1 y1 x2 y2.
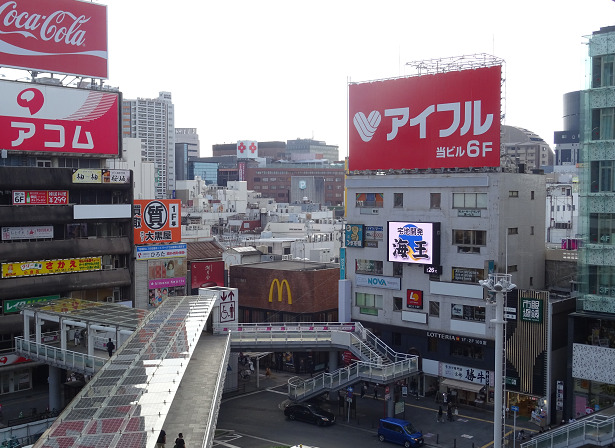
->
0 0 108 78
0 79 120 156
349 66 501 171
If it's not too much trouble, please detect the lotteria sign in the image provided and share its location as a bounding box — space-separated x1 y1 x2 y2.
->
0 0 108 78
349 65 501 171
356 274 400 290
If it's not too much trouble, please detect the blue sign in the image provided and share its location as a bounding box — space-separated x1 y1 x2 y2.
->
339 248 346 280
511 405 519 412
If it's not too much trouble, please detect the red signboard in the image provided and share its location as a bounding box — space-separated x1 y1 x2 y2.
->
12 190 68 205
407 289 423 309
349 66 501 171
0 0 108 78
133 200 181 245
191 260 225 291
0 80 120 156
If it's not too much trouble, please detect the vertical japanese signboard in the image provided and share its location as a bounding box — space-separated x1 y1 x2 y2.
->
133 200 181 245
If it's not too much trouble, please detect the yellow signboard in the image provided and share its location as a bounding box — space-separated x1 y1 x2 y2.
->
268 278 292 304
2 257 102 278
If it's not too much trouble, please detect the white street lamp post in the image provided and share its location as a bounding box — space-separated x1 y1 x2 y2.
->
479 273 516 448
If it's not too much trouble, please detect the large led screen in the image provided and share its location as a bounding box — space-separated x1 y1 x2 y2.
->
387 221 440 265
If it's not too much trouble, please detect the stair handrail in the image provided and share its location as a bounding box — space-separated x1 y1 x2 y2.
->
351 322 413 363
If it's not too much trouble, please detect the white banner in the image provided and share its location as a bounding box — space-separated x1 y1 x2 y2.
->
2 226 53 240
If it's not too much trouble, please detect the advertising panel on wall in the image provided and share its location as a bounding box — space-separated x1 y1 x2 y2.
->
136 243 187 261
0 0 108 78
191 260 225 291
345 223 364 247
387 221 440 265
0 80 121 156
147 257 186 307
349 65 501 171
1 256 101 278
2 225 53 240
12 190 68 205
133 200 181 245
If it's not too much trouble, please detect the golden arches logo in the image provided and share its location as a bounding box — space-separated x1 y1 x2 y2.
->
268 279 292 304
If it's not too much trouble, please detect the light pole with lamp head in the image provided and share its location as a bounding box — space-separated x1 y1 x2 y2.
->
479 273 516 448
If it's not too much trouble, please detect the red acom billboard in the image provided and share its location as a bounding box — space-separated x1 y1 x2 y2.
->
0 79 120 156
349 65 501 171
0 0 108 79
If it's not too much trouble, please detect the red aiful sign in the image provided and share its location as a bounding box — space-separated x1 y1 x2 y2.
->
0 0 108 78
349 66 501 171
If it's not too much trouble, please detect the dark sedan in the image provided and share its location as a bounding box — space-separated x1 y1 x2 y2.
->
284 403 336 426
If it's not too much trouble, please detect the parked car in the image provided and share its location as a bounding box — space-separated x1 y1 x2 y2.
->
377 417 424 447
284 403 336 426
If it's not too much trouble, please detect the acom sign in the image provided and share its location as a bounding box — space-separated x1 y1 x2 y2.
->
268 278 292 304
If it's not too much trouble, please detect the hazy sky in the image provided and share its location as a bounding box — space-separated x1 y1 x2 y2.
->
47 1 615 157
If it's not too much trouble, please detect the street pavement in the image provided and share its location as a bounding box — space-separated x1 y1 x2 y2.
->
223 369 543 448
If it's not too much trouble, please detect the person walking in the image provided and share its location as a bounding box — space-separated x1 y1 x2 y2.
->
174 433 186 448
373 384 378 400
106 338 115 357
447 404 454 422
437 405 443 422
155 429 166 448
74 330 80 346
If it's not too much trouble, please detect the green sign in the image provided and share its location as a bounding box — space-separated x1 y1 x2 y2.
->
506 376 519 386
3 295 60 314
520 298 543 323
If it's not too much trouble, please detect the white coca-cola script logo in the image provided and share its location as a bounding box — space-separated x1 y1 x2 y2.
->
0 1 90 47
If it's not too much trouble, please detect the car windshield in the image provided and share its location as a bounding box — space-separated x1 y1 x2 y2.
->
306 404 323 413
403 423 418 434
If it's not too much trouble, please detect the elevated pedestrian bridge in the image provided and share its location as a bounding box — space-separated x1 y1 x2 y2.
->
15 296 418 448
521 407 615 448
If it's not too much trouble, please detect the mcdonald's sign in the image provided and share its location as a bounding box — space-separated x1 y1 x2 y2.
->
269 279 292 304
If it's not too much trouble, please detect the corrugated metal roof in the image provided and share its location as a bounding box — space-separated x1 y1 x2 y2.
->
186 240 224 261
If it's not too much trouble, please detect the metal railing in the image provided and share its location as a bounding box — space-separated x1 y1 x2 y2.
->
288 357 419 401
521 413 615 448
14 337 107 375
203 332 231 448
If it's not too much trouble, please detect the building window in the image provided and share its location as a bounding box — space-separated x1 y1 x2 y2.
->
453 193 487 209
429 301 440 317
393 262 403 277
530 226 534 235
430 193 441 209
355 259 383 275
509 191 519 198
450 342 484 360
394 193 403 208
36 159 51 168
590 160 615 192
508 228 518 235
452 267 485 283
356 292 382 315
451 304 485 322
356 193 384 208
428 337 438 353
590 213 615 243
393 297 403 311
453 230 486 254
531 191 535 200
507 265 518 272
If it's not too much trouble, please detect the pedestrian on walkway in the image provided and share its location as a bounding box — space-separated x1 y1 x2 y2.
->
373 384 378 400
447 404 454 422
360 383 367 398
437 406 443 422
155 429 166 448
74 330 80 346
106 338 115 357
174 433 186 448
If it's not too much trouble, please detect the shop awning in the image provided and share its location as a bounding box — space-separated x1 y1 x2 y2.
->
441 378 485 393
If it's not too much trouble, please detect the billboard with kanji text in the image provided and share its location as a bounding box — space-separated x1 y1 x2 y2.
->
133 200 181 245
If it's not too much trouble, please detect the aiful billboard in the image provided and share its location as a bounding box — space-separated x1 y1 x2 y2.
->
0 80 120 156
0 0 108 78
349 66 501 171
387 221 440 265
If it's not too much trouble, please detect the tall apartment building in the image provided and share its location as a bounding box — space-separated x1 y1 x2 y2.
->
570 25 615 419
122 92 175 199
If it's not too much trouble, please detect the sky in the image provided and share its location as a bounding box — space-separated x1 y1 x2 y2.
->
60 1 615 157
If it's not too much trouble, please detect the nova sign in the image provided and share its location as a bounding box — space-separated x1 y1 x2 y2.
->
356 274 401 290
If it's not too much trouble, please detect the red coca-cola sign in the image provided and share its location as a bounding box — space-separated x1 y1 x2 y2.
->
0 0 108 78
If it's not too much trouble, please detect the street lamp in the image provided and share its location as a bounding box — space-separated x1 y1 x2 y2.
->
479 273 516 448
